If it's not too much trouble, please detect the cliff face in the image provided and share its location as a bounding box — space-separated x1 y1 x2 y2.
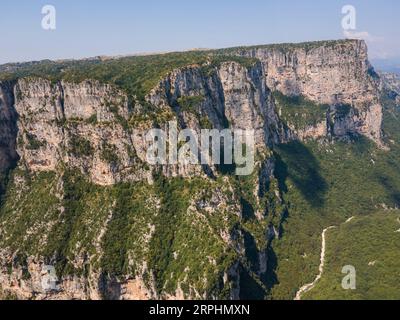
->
12 78 152 186
0 40 385 177
0 61 281 181
0 39 386 300
148 60 280 146
234 40 383 144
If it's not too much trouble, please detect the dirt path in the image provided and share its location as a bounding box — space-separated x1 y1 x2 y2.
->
294 226 336 300
345 216 355 223
294 217 356 300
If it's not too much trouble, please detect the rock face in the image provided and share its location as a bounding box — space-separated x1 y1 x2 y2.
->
0 39 386 300
12 78 152 186
234 40 383 144
0 61 280 182
148 61 280 147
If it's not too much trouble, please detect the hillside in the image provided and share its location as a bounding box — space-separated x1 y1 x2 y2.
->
302 212 400 300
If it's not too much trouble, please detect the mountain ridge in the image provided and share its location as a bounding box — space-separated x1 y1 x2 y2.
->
0 39 361 69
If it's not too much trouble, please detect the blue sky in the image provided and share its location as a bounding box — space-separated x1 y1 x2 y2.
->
0 0 399 64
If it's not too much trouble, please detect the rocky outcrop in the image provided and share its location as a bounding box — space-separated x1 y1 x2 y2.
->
12 78 154 185
0 251 158 300
148 60 280 147
233 40 383 144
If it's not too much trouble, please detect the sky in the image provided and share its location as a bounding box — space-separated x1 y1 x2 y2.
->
0 0 399 64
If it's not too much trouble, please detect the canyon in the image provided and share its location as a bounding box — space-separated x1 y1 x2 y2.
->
0 39 394 300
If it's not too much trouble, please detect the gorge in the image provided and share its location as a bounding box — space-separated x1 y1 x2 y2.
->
0 39 399 300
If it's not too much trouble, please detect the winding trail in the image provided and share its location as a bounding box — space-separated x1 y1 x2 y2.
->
294 226 336 300
345 216 355 223
294 217 355 300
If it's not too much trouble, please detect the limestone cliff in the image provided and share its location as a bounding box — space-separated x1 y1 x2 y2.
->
230 39 383 144
0 60 279 182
